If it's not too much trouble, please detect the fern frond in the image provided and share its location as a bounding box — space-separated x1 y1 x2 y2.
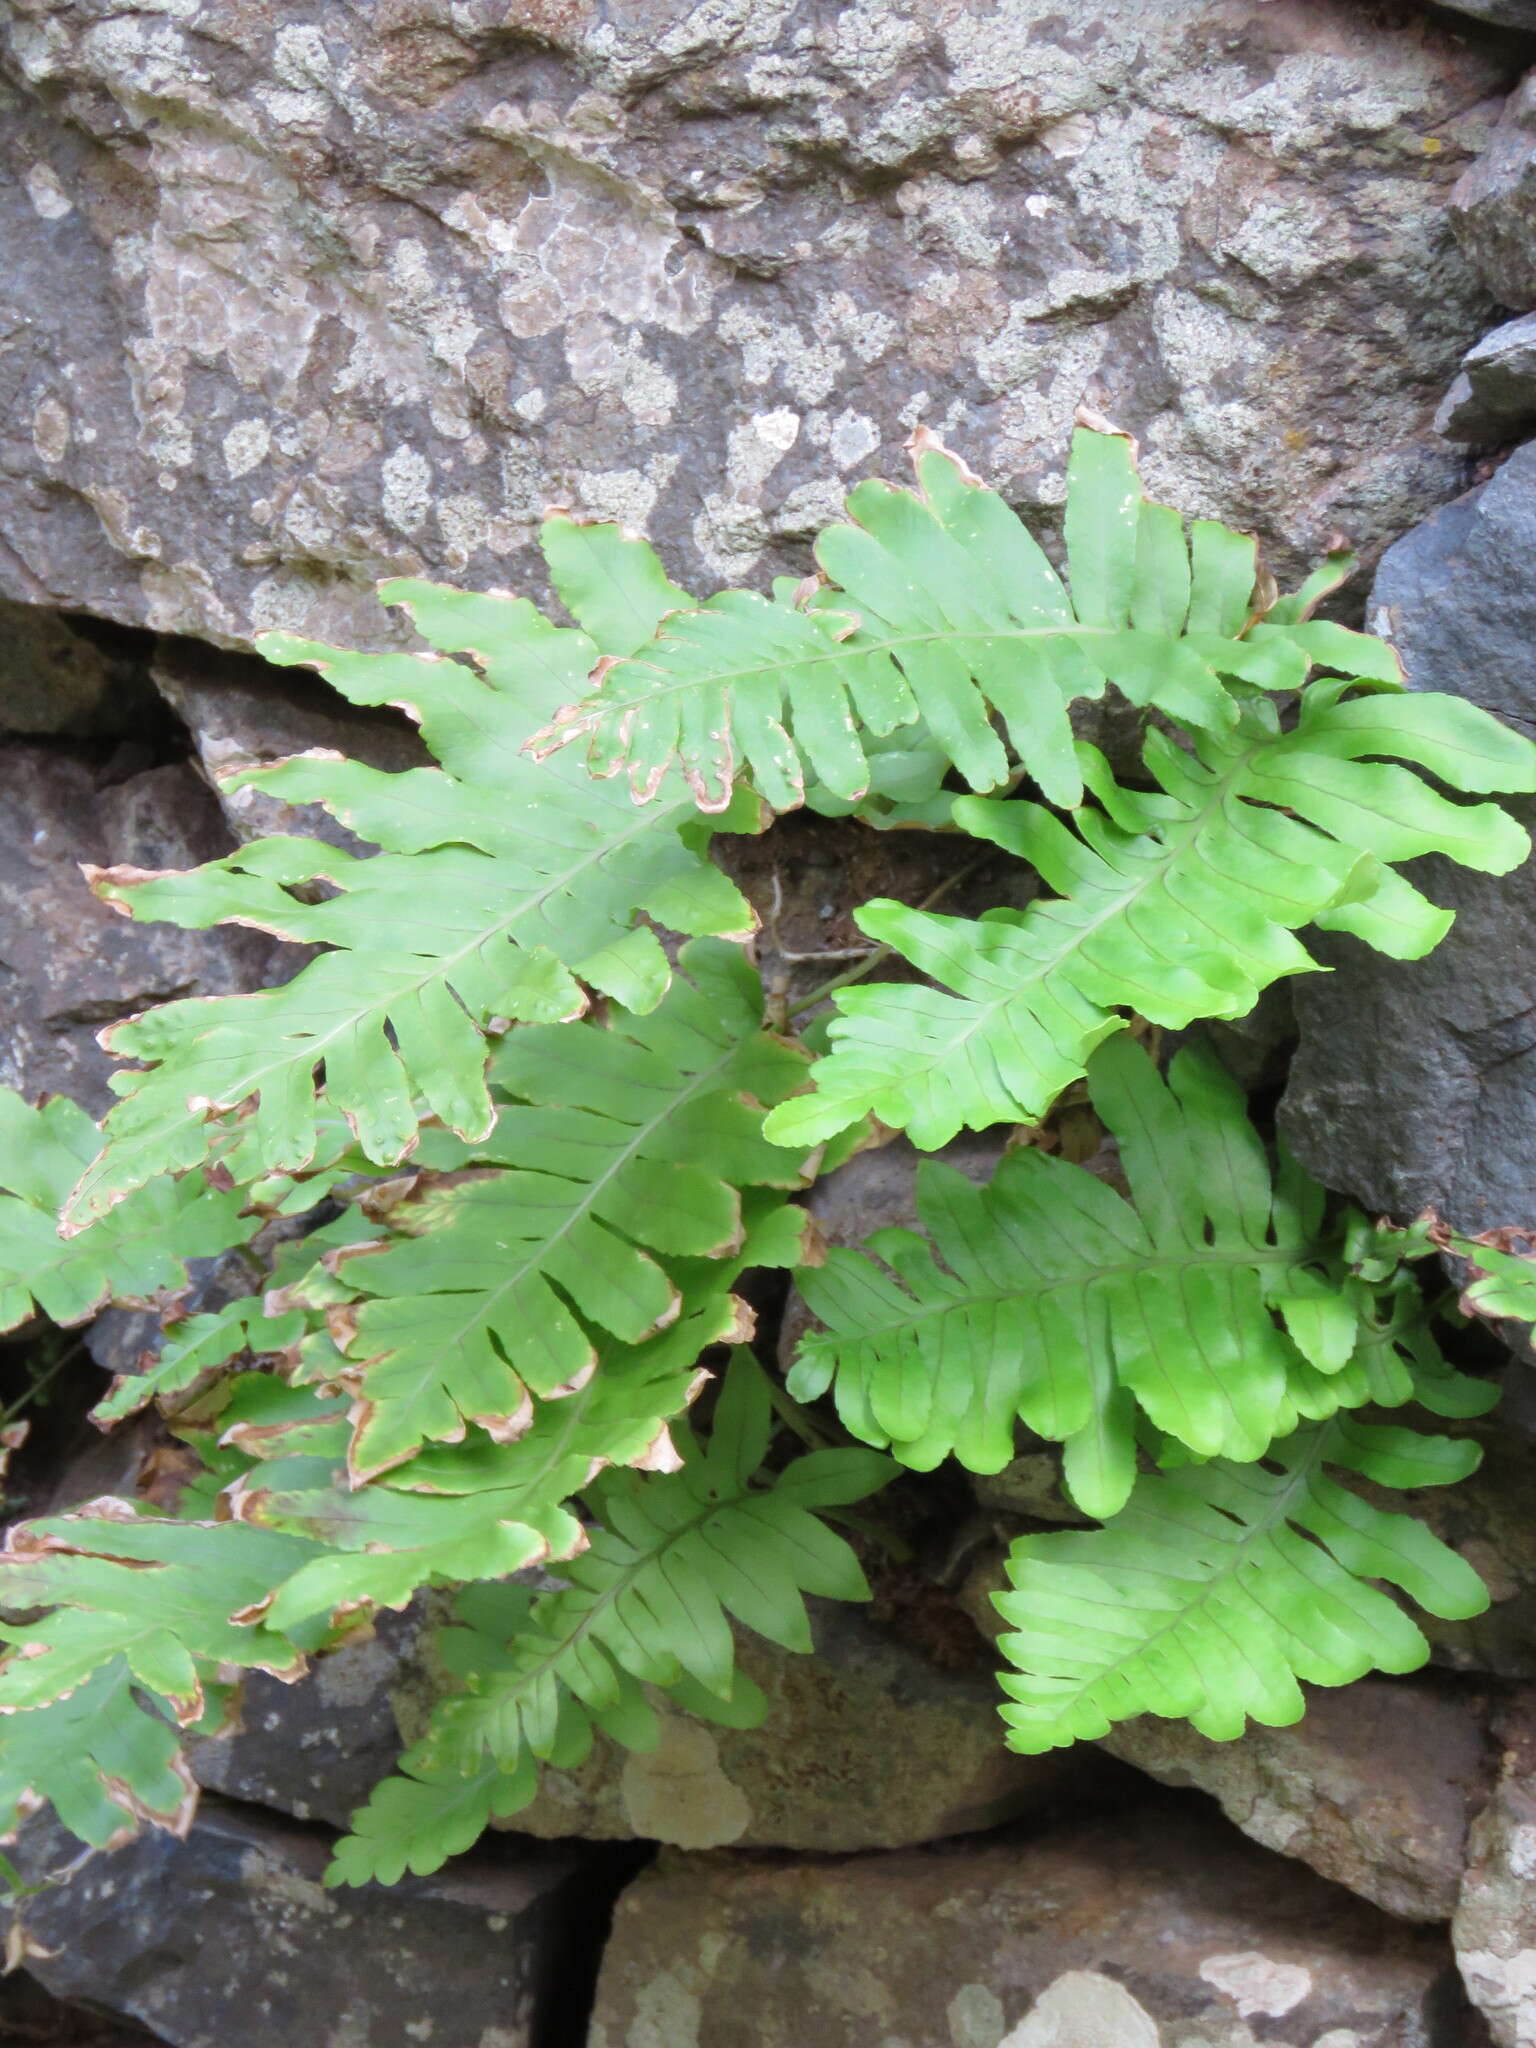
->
329 1353 893 1884
0 1092 259 1332
529 424 1398 814
0 1664 196 1847
994 1410 1489 1752
62 540 758 1232
765 684 1536 1149
0 1518 322 1721
792 1036 1398 1515
290 943 810 1478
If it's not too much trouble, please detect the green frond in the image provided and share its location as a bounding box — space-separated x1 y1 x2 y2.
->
765 684 1536 1150
295 943 811 1478
994 1409 1490 1752
793 1037 1390 1515
0 1664 195 1848
527 425 1397 814
329 1353 893 1884
61 536 758 1233
0 1091 260 1332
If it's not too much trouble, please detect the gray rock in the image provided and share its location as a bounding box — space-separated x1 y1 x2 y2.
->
1454 1695 1536 2047
151 640 425 848
6 1801 614 2048
186 1606 427 1832
1438 311 1536 439
400 1593 1092 1854
589 1800 1484 2048
1281 444 1536 1237
0 747 294 1115
1454 69 1536 310
0 2 1510 652
1438 315 1536 440
1102 1675 1497 1923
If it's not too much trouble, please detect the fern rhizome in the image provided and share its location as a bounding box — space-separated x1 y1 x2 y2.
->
2 417 1535 1886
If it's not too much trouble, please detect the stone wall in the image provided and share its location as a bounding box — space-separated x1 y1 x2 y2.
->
5 2 1536 2045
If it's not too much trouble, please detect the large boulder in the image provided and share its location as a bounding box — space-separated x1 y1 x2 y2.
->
4 1801 620 2048
0 2 1513 651
590 1798 1485 2048
1281 443 1536 1237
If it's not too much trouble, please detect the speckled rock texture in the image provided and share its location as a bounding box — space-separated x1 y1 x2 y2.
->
399 1591 1097 1853
1282 443 1536 1239
5 1801 612 2048
1454 63 1536 307
1455 1696 1536 2047
0 0 1516 654
1101 1675 1497 1923
589 1799 1487 2048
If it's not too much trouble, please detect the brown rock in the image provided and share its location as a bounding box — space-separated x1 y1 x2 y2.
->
1102 1675 1497 1923
400 1594 1094 1854
590 1799 1485 2048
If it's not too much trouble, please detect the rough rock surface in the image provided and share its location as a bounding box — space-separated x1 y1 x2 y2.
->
0 744 293 1113
1282 444 1536 1236
186 1606 427 1831
401 1593 1095 1853
1455 1697 1536 2047
0 2 1511 653
590 1799 1485 2048
7 1801 614 2048
1454 66 1536 308
1101 1675 1496 1923
1437 309 1536 439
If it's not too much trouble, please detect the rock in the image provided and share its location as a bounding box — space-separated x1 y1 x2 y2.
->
401 1593 1094 1854
1454 1696 1536 2046
1437 311 1536 439
186 1605 427 1832
0 1969 160 2044
1281 444 1536 1237
0 746 294 1115
1454 68 1536 309
151 639 425 847
0 598 158 737
6 1800 620 2048
1437 2 1536 31
589 1798 1484 2048
1101 1674 1497 1923
0 3 1510 651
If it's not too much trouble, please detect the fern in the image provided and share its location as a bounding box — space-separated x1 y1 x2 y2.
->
792 1035 1406 1516
329 1353 892 1884
62 528 757 1232
530 421 1354 813
765 685 1536 1149
311 940 813 1480
994 1409 1489 1752
0 1092 259 1331
3 419 1532 1886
